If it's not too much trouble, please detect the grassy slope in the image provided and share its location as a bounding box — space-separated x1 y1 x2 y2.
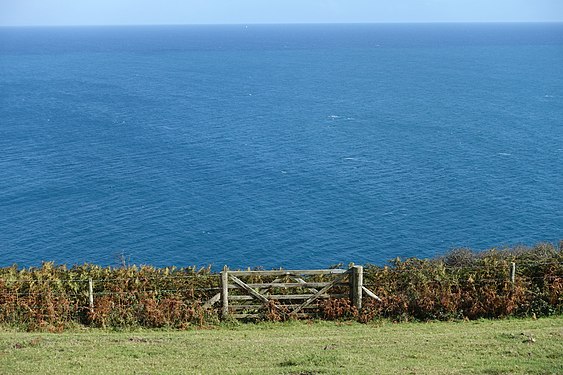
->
0 317 562 375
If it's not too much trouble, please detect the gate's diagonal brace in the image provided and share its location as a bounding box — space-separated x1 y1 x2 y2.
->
362 286 382 302
203 292 221 308
229 275 269 303
291 271 349 314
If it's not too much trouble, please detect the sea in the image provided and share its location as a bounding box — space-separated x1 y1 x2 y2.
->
0 23 562 269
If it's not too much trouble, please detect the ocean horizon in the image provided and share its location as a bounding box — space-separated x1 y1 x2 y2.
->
1 23 562 269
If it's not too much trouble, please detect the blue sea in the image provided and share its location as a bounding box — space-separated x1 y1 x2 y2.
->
0 23 562 269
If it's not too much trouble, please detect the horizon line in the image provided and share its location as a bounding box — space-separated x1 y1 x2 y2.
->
2 20 563 28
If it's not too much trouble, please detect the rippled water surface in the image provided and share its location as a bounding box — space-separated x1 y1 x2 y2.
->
1 24 562 268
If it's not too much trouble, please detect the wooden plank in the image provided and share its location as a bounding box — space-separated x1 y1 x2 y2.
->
231 313 260 318
203 292 221 308
230 304 320 310
228 304 263 310
228 269 347 277
362 286 382 302
228 295 263 301
229 293 347 301
292 272 350 314
229 275 269 303
231 313 313 319
227 282 341 289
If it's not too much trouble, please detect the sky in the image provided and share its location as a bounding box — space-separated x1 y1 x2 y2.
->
1 0 562 26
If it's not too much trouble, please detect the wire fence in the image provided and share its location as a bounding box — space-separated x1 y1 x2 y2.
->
1 253 561 328
1 262 561 298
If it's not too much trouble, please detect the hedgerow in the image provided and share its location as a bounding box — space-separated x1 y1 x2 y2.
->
0 242 561 330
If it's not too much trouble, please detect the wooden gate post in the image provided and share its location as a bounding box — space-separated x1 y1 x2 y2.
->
88 278 94 311
221 266 229 319
351 265 363 310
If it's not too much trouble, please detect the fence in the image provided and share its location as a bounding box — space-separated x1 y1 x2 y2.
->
0 246 561 328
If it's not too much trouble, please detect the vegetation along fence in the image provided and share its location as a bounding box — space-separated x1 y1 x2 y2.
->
0 242 561 330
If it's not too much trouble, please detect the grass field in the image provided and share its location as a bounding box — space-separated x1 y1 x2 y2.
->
1 317 562 374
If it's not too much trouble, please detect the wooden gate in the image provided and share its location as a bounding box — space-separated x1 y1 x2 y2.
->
204 265 381 319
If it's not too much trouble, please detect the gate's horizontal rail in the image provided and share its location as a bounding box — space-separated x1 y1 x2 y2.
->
231 313 313 319
227 282 347 289
228 293 347 301
227 269 348 277
229 304 319 310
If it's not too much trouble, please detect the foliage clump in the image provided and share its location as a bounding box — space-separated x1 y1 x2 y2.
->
359 242 562 321
0 264 219 331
